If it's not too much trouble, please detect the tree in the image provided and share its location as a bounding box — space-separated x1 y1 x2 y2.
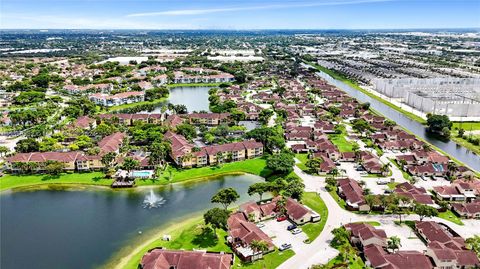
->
329 168 340 179
458 128 465 137
387 236 401 253
250 240 269 261
44 160 65 175
426 114 452 138
176 124 196 140
0 146 10 156
276 196 287 216
258 109 273 125
466 235 480 258
305 157 323 174
248 182 270 201
122 157 139 175
101 152 117 173
173 104 188 114
211 188 240 210
284 178 305 200
15 138 40 153
266 152 295 175
246 127 285 153
351 118 371 136
203 207 229 237
149 141 171 167
414 203 438 221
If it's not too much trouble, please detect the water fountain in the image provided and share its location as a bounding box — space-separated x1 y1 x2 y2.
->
142 189 165 209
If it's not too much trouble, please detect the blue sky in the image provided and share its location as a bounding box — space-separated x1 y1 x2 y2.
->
1 0 479 29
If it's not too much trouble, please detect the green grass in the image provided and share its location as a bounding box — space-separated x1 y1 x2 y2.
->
301 192 329 241
137 158 271 186
387 182 399 190
295 153 309 172
389 159 413 181
452 122 480 131
328 134 354 152
438 209 464 226
324 253 365 269
328 189 347 210
115 215 294 269
106 97 167 111
0 172 111 191
0 158 270 191
353 221 381 226
305 61 427 124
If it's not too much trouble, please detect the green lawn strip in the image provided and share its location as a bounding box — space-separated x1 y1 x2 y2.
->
118 214 294 269
450 135 480 156
295 153 309 171
452 122 480 131
438 209 464 226
106 97 168 111
387 182 399 190
328 134 354 152
352 221 381 226
0 172 110 191
137 158 271 186
234 250 295 269
328 190 347 210
305 61 426 124
167 83 222 88
388 158 413 181
300 192 329 241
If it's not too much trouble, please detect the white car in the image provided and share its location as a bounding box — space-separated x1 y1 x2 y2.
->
291 228 302 235
256 222 265 228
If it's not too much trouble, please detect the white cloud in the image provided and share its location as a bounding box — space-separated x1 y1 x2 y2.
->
127 0 393 17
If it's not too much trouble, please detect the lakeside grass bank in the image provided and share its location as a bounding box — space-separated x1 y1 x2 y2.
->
0 158 270 192
104 213 294 269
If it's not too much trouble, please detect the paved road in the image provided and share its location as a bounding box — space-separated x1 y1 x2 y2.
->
278 166 480 269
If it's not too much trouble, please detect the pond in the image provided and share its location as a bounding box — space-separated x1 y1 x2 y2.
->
0 174 262 269
305 64 480 172
151 86 213 113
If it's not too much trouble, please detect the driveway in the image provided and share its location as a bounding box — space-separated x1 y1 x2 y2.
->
260 219 308 252
380 222 426 252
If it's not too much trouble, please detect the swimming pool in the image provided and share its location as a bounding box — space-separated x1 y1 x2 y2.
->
131 170 154 178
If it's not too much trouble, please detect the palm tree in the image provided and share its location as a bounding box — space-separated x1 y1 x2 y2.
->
249 240 269 261
380 163 391 176
329 168 339 179
387 236 401 253
447 162 458 179
215 152 224 166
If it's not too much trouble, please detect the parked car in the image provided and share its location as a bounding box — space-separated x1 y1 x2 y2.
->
291 228 302 235
279 243 292 251
256 222 265 228
277 215 288 222
421 176 429 181
287 224 297 231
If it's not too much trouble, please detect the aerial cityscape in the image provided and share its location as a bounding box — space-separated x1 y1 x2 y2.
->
1 1 480 269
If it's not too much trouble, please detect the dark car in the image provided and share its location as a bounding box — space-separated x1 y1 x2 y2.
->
287 224 297 231
279 243 292 251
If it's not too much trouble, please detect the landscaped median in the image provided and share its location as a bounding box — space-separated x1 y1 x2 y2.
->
300 192 329 241
0 158 270 192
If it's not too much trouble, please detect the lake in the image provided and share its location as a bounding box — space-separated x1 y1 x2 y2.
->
151 86 213 113
0 174 261 269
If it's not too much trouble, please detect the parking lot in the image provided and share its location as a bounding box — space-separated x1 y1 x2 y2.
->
260 219 308 252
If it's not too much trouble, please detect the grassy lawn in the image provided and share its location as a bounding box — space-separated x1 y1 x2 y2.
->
324 253 365 269
0 172 111 191
438 209 464 226
137 158 271 186
305 61 427 124
301 192 329 241
295 153 309 172
106 97 167 111
389 159 413 181
328 134 354 152
387 182 399 190
329 189 347 210
452 122 480 131
116 215 294 269
353 221 381 226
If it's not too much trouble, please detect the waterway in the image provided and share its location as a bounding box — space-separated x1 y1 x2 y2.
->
309 66 480 171
0 174 261 269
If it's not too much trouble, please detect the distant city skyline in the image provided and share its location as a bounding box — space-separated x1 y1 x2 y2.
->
1 0 479 29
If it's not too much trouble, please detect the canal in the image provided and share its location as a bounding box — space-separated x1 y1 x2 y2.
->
310 66 480 171
0 174 261 269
